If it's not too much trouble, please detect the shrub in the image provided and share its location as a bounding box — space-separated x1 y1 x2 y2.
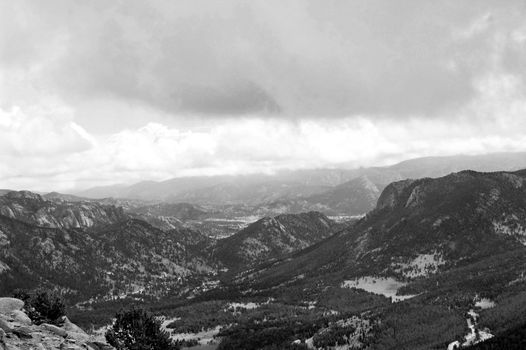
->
13 289 66 324
105 308 179 350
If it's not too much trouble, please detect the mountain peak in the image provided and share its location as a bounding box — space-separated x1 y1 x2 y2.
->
375 179 417 210
215 211 336 270
355 175 379 191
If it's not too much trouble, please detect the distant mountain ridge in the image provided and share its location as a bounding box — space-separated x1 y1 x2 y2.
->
73 152 526 214
260 175 381 215
130 202 208 221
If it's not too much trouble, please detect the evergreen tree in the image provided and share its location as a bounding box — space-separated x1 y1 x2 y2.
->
105 308 179 350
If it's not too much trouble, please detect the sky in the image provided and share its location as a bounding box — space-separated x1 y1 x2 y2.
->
1 0 526 192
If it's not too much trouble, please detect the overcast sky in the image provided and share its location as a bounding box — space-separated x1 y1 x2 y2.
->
1 0 526 192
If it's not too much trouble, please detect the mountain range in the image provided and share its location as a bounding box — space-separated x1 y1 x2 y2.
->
0 190 338 300
234 170 526 291
209 169 526 349
71 152 526 218
2 153 526 348
75 152 526 200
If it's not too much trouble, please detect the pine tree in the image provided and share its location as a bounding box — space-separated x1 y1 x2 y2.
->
105 308 179 350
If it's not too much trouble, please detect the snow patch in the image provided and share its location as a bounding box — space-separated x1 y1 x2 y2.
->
303 301 317 310
160 317 181 330
393 252 445 278
242 237 271 257
341 276 415 302
474 298 495 310
227 302 259 310
433 216 450 228
462 310 493 347
170 325 222 345
328 214 365 223
447 309 493 349
493 218 526 245
0 260 10 273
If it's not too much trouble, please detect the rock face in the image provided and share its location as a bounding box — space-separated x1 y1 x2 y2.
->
255 175 383 216
352 170 526 274
214 211 336 270
300 175 381 215
0 297 114 350
0 191 127 229
0 299 23 314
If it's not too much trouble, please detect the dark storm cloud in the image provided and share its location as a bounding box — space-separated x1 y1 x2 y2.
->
176 82 280 114
2 0 526 118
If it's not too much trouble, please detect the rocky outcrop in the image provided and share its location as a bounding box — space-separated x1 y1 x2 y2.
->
375 179 417 210
302 175 381 215
0 191 127 229
0 297 113 350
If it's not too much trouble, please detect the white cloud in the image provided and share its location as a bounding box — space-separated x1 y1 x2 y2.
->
1 1 526 192
0 102 93 157
2 79 526 192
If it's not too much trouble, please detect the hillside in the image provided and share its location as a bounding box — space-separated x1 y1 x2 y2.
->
130 202 208 221
214 211 336 270
0 214 216 301
261 175 381 215
304 175 380 214
192 170 526 349
240 170 526 289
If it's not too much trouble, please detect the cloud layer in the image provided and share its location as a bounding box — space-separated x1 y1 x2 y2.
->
2 71 526 192
1 1 526 191
3 0 526 119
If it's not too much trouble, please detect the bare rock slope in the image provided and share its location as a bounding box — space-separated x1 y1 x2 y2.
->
0 297 112 350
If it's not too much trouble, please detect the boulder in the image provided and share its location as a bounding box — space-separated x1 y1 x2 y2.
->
61 317 86 335
41 324 67 338
0 299 23 314
0 319 11 333
3 344 22 350
12 327 32 339
87 342 114 350
9 311 31 326
66 331 89 343
59 342 84 350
